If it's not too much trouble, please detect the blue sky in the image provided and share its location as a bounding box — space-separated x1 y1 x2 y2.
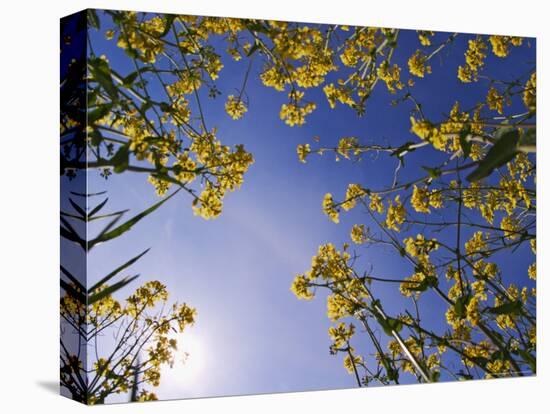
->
76 12 536 401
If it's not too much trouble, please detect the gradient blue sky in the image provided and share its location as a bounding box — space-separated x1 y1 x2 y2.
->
80 12 536 401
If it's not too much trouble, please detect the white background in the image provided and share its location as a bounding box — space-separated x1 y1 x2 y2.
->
0 0 546 412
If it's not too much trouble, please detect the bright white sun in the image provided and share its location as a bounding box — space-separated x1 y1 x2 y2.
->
161 331 206 385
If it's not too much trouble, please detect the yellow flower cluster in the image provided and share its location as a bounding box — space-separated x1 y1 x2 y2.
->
388 337 424 374
369 193 385 214
458 38 486 83
465 231 488 256
400 235 438 297
377 61 404 94
417 30 435 46
115 13 166 63
343 353 363 374
472 260 498 280
168 96 191 126
290 274 315 300
508 152 534 182
328 322 356 348
323 83 355 109
337 137 360 160
463 341 491 367
350 224 367 244
523 72 536 111
291 243 370 322
339 27 379 67
279 91 316 126
404 234 439 263
173 153 198 184
260 66 287 91
528 262 536 280
486 86 505 114
488 35 523 58
167 69 203 95
126 280 169 316
89 285 122 325
408 50 431 78
486 359 512 378
385 195 406 231
342 183 367 211
494 293 517 331
192 185 223 219
500 215 520 240
225 95 247 120
148 176 171 196
258 23 337 109
410 117 448 151
322 193 340 223
297 143 311 163
182 130 254 219
463 182 482 209
411 185 443 213
466 296 481 326
327 293 355 321
499 175 532 214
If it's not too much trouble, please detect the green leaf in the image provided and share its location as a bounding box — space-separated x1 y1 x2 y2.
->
89 129 103 147
88 103 113 124
466 128 520 182
88 189 180 248
386 317 403 333
517 349 536 372
60 227 86 250
124 48 139 59
421 166 442 179
88 275 140 305
407 276 438 293
459 125 472 159
60 266 85 293
470 356 489 367
88 198 109 218
88 248 150 293
486 300 522 315
70 191 107 198
110 145 129 173
88 209 130 222
159 14 176 38
60 279 86 305
69 198 87 219
122 71 140 87
245 20 269 33
89 57 119 102
454 295 471 319
391 141 416 159
519 128 536 153
246 41 261 57
141 101 154 113
87 9 100 30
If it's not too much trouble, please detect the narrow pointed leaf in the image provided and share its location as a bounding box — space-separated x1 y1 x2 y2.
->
88 209 130 222
88 275 140 305
70 191 107 198
466 128 520 182
89 189 180 248
60 279 86 305
60 265 86 293
88 198 109 218
69 198 87 219
88 249 150 293
89 58 119 102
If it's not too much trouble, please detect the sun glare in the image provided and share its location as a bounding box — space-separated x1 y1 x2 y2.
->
161 331 206 386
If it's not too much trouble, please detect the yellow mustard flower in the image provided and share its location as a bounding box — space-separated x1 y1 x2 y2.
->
225 95 247 120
